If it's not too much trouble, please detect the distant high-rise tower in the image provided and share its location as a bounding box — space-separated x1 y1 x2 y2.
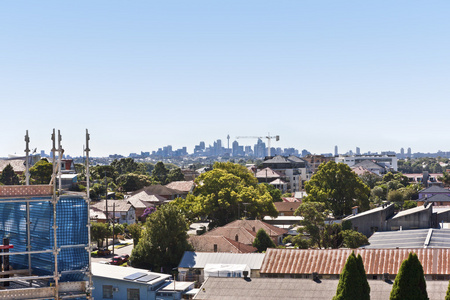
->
227 134 230 149
407 147 412 158
334 145 338 156
356 147 360 155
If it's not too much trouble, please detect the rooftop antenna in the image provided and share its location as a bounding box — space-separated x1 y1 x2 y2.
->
24 130 30 185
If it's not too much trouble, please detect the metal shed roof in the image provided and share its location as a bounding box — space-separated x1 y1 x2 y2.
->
260 248 450 275
178 251 265 270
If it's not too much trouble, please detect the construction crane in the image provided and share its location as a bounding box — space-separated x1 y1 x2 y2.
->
236 133 280 157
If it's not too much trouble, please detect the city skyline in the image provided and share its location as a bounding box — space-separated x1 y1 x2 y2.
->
2 1 450 157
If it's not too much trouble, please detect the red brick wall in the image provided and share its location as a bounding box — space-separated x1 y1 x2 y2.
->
0 185 53 197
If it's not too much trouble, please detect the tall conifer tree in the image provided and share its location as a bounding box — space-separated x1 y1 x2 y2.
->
333 252 370 300
389 252 427 300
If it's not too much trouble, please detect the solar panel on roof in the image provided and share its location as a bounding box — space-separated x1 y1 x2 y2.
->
136 274 160 282
124 272 147 280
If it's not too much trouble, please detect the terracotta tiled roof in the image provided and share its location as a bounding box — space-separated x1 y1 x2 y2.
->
282 197 301 203
165 180 195 193
226 220 288 236
204 227 257 245
274 202 300 213
131 184 183 196
206 220 287 241
260 248 450 275
188 235 256 253
255 168 282 179
351 166 377 176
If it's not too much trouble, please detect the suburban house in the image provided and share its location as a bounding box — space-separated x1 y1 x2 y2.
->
335 154 398 171
92 262 195 300
302 154 334 174
188 235 257 254
126 197 151 220
261 155 311 192
0 159 27 175
178 251 265 283
273 202 301 216
91 200 136 225
165 180 195 197
203 220 288 245
130 185 184 201
418 186 450 200
125 191 167 206
259 248 450 281
405 173 443 186
254 167 287 193
419 194 450 206
350 160 387 176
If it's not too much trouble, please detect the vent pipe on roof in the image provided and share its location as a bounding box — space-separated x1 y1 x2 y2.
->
312 272 319 281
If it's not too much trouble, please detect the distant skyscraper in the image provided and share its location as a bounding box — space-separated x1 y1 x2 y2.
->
407 147 412 158
356 147 360 155
334 146 338 156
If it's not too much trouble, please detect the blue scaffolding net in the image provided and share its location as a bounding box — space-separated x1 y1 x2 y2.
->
0 196 89 282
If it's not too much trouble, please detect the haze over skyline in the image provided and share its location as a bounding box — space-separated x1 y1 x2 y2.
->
2 1 449 157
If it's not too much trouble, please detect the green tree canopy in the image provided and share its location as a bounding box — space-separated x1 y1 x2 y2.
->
304 161 370 218
127 223 142 246
117 173 152 192
359 171 381 189
130 204 192 272
390 252 428 300
167 168 185 183
30 159 53 184
152 161 169 184
0 164 20 185
333 252 370 300
91 222 110 248
341 230 370 248
262 183 282 202
175 162 277 227
252 228 276 252
294 202 329 249
111 158 146 176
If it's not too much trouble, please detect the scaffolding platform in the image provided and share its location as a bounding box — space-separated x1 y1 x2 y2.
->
0 186 91 299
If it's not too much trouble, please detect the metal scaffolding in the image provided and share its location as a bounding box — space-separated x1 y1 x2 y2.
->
0 129 92 300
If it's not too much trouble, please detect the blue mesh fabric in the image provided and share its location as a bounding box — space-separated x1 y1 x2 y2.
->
0 196 89 282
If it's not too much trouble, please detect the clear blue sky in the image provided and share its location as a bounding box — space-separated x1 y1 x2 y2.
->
1 1 449 157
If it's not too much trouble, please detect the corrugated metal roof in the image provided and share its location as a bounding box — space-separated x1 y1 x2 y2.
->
392 203 431 219
193 277 448 300
260 248 450 275
178 251 265 269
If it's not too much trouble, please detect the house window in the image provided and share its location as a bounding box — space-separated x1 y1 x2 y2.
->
213 244 217 252
103 285 113 299
127 288 140 300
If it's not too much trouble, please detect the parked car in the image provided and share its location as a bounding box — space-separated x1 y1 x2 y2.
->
120 254 130 263
109 256 123 265
97 247 111 256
